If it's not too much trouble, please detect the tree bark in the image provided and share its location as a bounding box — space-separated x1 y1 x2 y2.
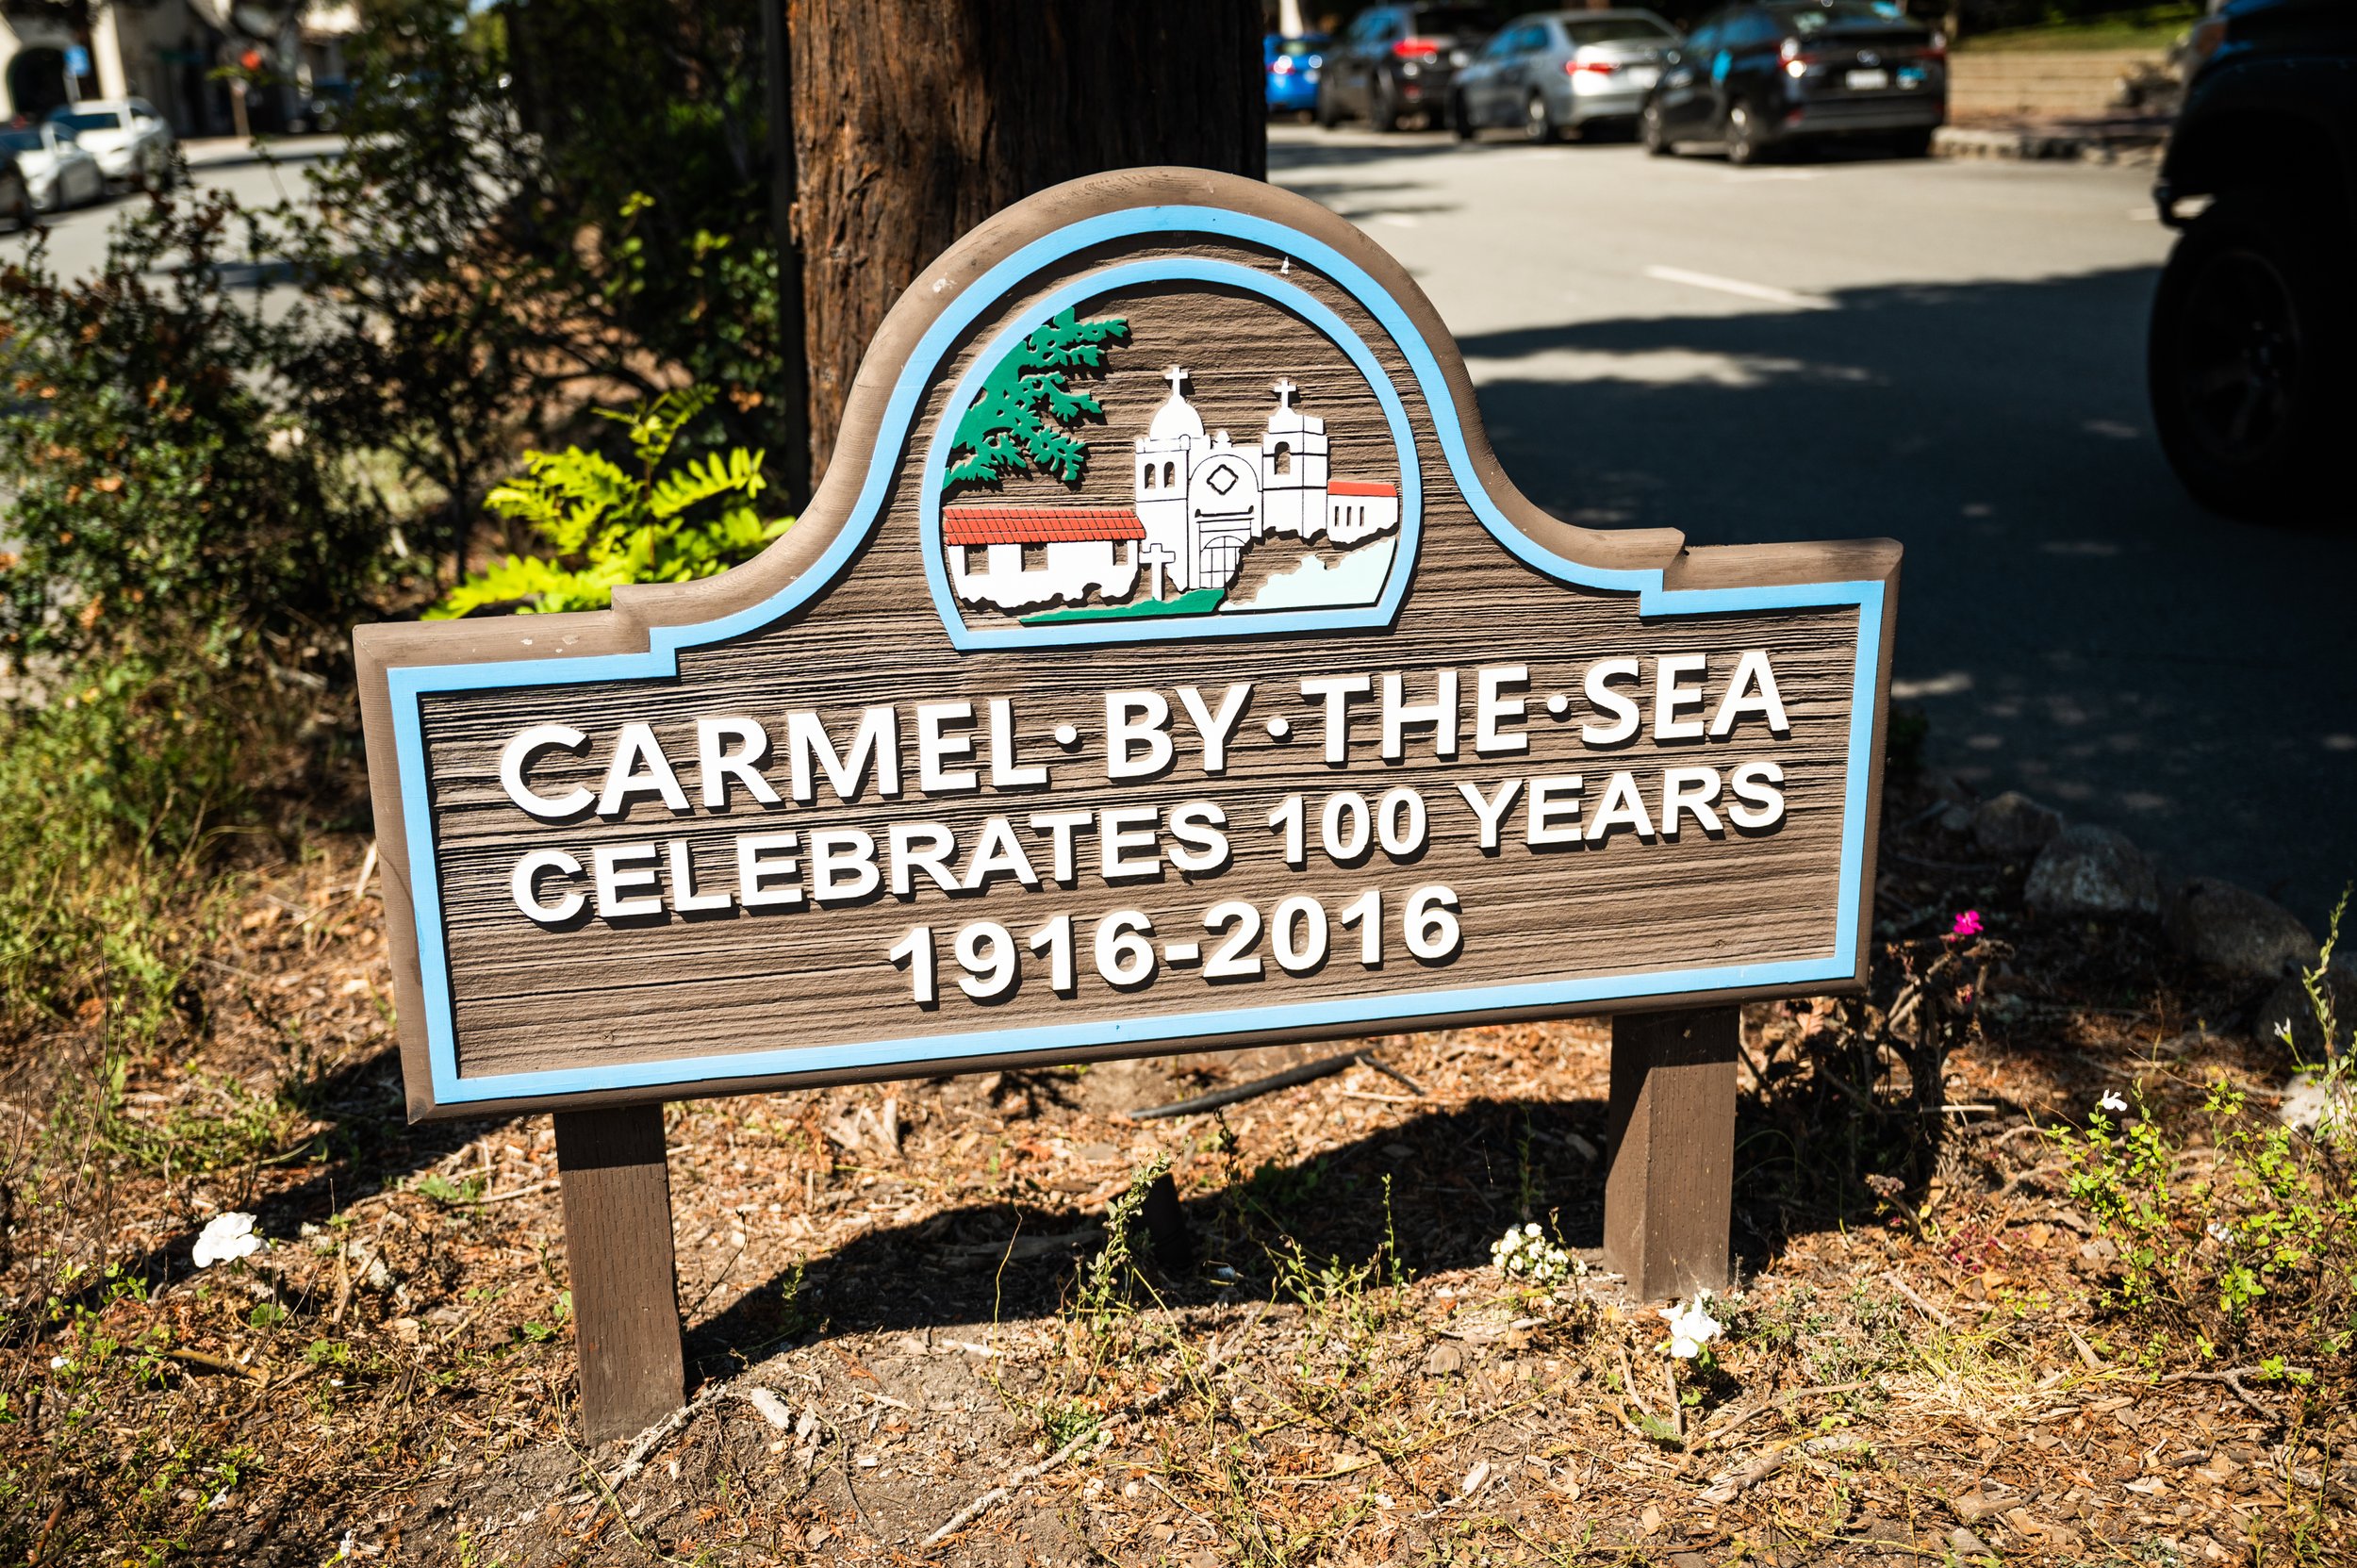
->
788 0 1267 475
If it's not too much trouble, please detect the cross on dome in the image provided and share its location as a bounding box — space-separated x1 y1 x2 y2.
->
1271 377 1298 410
1147 364 1205 441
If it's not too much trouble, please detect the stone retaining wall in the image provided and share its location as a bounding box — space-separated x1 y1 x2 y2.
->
1948 48 2167 120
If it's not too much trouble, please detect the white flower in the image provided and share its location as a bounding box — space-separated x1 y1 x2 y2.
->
47 1356 66 1371
1658 1291 1723 1360
2206 1222 2233 1244
192 1212 263 1268
1490 1223 1572 1284
338 1528 356 1559
2097 1091 2128 1114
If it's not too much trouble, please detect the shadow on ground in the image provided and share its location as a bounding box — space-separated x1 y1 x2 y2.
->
684 1085 1898 1377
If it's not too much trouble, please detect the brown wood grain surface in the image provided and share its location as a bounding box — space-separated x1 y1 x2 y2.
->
555 1105 684 1444
357 171 1898 1121
1605 1008 1739 1301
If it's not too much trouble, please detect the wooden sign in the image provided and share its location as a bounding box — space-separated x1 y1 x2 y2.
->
356 170 1896 1439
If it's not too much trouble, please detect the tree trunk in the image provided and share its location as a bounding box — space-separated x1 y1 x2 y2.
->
787 0 1267 476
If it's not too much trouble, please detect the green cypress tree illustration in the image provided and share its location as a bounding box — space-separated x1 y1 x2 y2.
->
946 308 1129 488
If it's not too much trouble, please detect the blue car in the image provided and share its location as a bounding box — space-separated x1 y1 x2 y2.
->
1266 33 1330 117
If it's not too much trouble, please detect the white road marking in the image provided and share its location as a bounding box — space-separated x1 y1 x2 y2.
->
1641 264 1833 309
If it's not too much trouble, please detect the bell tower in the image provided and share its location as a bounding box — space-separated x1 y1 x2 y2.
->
1259 378 1328 539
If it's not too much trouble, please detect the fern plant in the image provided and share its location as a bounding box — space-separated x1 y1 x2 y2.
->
428 387 790 619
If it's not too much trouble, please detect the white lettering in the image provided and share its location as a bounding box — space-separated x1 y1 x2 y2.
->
1177 683 1252 775
1654 653 1708 740
1474 665 1528 756
735 832 803 907
1526 775 1585 846
593 842 665 917
1105 690 1174 780
695 717 781 811
786 705 899 804
597 723 691 818
915 702 979 795
500 725 593 819
1456 778 1523 851
1708 649 1791 739
1381 669 1459 761
510 848 584 922
807 828 881 903
986 698 1048 788
1581 659 1641 746
1298 673 1372 764
1728 761 1787 830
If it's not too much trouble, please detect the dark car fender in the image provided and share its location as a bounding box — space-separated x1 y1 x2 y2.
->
2158 51 2357 228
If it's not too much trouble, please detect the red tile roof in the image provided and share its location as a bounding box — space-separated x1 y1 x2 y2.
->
942 505 1146 545
1327 480 1397 498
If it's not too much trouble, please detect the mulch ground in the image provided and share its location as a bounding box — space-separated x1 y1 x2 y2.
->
0 766 2347 1566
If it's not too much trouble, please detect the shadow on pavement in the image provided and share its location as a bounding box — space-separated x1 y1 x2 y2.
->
1453 267 2357 925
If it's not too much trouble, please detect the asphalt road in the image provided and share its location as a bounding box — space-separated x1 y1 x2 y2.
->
1 135 344 286
1271 124 2356 932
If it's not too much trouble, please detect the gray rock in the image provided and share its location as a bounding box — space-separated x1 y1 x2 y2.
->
2024 825 2160 919
1971 790 2064 859
2257 954 2355 1058
2166 878 2316 982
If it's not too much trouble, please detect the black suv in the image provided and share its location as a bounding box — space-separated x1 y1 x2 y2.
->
1640 0 1946 165
1318 4 1502 131
2148 0 2357 521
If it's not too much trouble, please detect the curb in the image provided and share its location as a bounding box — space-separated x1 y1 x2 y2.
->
1933 124 2166 166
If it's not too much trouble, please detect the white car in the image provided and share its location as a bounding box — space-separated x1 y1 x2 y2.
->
0 123 105 212
50 99 174 190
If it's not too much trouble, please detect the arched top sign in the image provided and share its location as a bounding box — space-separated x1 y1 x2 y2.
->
355 170 1899 1122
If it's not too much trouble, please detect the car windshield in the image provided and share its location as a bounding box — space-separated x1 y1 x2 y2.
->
1771 1 1911 31
51 110 123 131
1274 36 1326 58
0 129 44 153
1411 7 1499 35
1563 17 1675 44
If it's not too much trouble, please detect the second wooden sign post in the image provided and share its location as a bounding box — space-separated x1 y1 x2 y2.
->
357 169 1897 1444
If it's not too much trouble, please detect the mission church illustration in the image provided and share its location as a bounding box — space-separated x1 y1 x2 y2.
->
944 369 1401 619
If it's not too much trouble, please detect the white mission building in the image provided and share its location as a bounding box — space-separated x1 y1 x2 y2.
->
945 370 1400 613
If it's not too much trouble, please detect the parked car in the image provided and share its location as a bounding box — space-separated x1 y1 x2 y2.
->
1318 4 1501 131
0 150 28 230
0 123 105 212
1452 9 1679 141
2148 0 2356 522
49 98 175 190
1266 34 1330 117
1640 0 1946 165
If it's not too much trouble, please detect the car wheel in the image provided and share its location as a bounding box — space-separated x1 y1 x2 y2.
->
1725 100 1764 165
1641 100 1674 157
1316 82 1343 129
1889 126 1936 158
1371 78 1401 132
1450 91 1475 140
2149 191 2351 523
1523 91 1561 144
0 174 26 231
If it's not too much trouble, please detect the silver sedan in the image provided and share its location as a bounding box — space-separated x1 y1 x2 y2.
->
1452 8 1680 141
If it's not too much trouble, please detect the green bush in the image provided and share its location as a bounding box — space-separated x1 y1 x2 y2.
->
430 388 789 619
2058 898 2355 1368
0 192 394 673
0 660 261 1035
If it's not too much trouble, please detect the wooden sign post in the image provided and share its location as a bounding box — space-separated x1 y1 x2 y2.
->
356 170 1897 1444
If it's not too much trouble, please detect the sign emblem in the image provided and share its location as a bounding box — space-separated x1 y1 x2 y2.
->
355 171 1898 1122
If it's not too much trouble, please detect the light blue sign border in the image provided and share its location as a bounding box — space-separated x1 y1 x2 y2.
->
386 203 1886 1108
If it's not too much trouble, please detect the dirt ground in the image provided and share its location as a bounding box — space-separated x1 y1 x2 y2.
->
2 765 2349 1566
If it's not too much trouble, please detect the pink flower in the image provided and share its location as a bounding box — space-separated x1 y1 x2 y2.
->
1950 909 1984 940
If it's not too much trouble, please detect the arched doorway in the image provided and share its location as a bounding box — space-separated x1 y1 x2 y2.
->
6 48 71 124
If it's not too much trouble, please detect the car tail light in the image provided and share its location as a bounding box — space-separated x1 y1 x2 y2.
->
1921 32 1948 61
1393 36 1442 59
1566 58 1615 76
1779 36 1801 62
1272 56 1294 74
